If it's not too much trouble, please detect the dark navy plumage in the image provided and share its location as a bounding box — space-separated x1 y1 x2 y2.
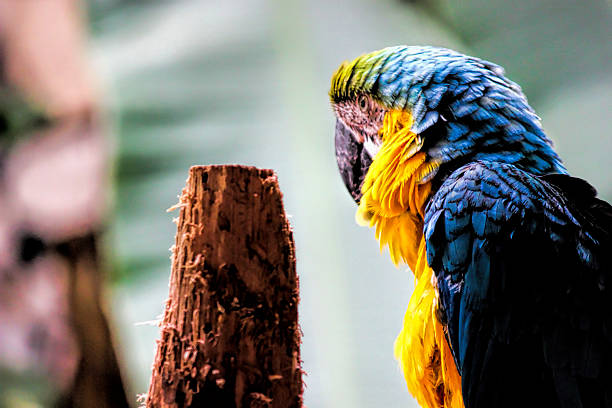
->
425 161 612 407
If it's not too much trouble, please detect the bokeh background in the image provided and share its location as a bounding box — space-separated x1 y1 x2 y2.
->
1 0 610 407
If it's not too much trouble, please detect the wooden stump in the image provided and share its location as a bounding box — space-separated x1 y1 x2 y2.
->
146 165 302 408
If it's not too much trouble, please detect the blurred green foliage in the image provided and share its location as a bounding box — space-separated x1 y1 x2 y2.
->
0 87 49 147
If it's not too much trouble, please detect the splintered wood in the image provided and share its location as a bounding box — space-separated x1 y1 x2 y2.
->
146 165 302 408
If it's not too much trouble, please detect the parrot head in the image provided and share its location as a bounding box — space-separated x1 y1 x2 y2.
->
331 46 566 206
332 93 386 202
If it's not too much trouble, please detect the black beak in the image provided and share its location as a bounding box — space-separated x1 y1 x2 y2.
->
335 119 373 204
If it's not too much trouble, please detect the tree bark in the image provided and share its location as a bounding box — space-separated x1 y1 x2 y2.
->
146 165 302 408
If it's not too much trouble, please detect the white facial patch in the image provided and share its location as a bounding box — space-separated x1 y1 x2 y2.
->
364 136 381 158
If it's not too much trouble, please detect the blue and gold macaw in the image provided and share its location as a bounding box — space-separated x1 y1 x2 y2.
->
330 46 612 408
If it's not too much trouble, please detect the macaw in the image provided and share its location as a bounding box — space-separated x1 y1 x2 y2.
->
330 46 612 408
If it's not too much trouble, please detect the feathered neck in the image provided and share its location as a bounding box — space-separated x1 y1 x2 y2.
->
356 110 438 269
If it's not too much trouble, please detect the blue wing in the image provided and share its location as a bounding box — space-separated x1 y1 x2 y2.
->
424 160 612 408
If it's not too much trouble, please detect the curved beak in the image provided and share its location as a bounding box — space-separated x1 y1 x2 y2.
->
335 119 373 204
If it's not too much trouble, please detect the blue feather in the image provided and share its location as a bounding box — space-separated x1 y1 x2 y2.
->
414 110 439 134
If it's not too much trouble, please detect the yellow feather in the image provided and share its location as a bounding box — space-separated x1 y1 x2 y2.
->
395 241 463 408
358 110 464 407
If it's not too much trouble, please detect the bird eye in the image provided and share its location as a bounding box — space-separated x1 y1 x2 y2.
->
358 95 368 110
